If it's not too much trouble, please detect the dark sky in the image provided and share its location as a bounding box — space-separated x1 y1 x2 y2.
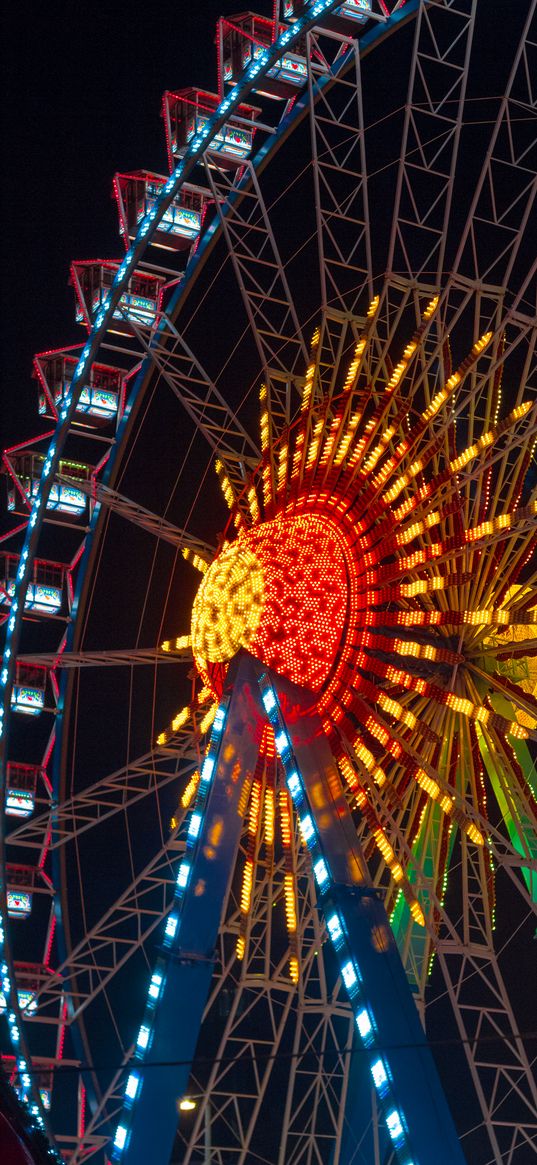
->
2 0 228 449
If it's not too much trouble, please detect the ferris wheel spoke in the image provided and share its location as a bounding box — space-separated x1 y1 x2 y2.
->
467 661 537 727
387 0 478 283
6 747 196 852
452 1 537 297
307 30 372 312
125 310 260 496
203 158 309 384
57 476 215 553
475 726 537 905
15 648 192 669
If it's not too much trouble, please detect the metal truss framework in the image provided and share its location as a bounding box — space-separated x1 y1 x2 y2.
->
179 848 356 1165
387 0 478 283
204 159 309 379
16 649 192 669
307 25 373 313
436 839 537 1165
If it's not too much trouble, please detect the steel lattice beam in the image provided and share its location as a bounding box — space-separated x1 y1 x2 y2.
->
16 648 191 669
387 0 478 282
307 28 373 313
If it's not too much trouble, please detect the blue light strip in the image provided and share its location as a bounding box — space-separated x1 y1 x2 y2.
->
110 695 229 1161
258 675 416 1165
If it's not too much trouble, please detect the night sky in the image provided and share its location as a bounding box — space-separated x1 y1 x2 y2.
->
3 1 228 450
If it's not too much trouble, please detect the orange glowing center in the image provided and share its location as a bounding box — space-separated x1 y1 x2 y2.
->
191 512 352 694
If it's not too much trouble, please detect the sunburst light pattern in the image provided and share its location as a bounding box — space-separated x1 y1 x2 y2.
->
159 289 537 983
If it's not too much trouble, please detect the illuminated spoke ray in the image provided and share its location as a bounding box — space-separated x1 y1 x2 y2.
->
156 691 217 748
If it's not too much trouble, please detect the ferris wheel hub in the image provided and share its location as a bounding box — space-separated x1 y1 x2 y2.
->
191 510 352 697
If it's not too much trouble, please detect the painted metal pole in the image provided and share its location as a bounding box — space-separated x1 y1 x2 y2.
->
120 656 261 1165
259 664 466 1165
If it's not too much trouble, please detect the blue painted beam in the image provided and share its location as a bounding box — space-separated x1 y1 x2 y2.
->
261 666 465 1165
119 656 261 1165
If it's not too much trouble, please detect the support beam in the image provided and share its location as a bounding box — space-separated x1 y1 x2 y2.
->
16 648 191 669
114 651 466 1165
260 664 466 1165
58 475 215 555
118 657 260 1165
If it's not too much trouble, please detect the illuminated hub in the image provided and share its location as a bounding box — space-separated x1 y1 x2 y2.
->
191 512 355 699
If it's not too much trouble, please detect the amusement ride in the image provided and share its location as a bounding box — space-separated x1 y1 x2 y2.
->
1 2 537 1163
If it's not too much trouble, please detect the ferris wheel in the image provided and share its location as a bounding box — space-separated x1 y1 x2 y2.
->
1 1 537 1163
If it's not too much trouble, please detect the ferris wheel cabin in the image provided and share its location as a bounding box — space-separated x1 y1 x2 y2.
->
34 349 124 427
69 260 164 336
113 171 211 252
4 763 41 819
283 0 372 31
0 964 43 1017
0 553 65 616
2 1055 54 1114
10 664 46 717
216 13 308 99
5 866 37 919
3 450 92 519
162 88 261 169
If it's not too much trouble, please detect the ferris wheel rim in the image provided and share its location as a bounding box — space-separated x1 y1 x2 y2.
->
0 4 422 1153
